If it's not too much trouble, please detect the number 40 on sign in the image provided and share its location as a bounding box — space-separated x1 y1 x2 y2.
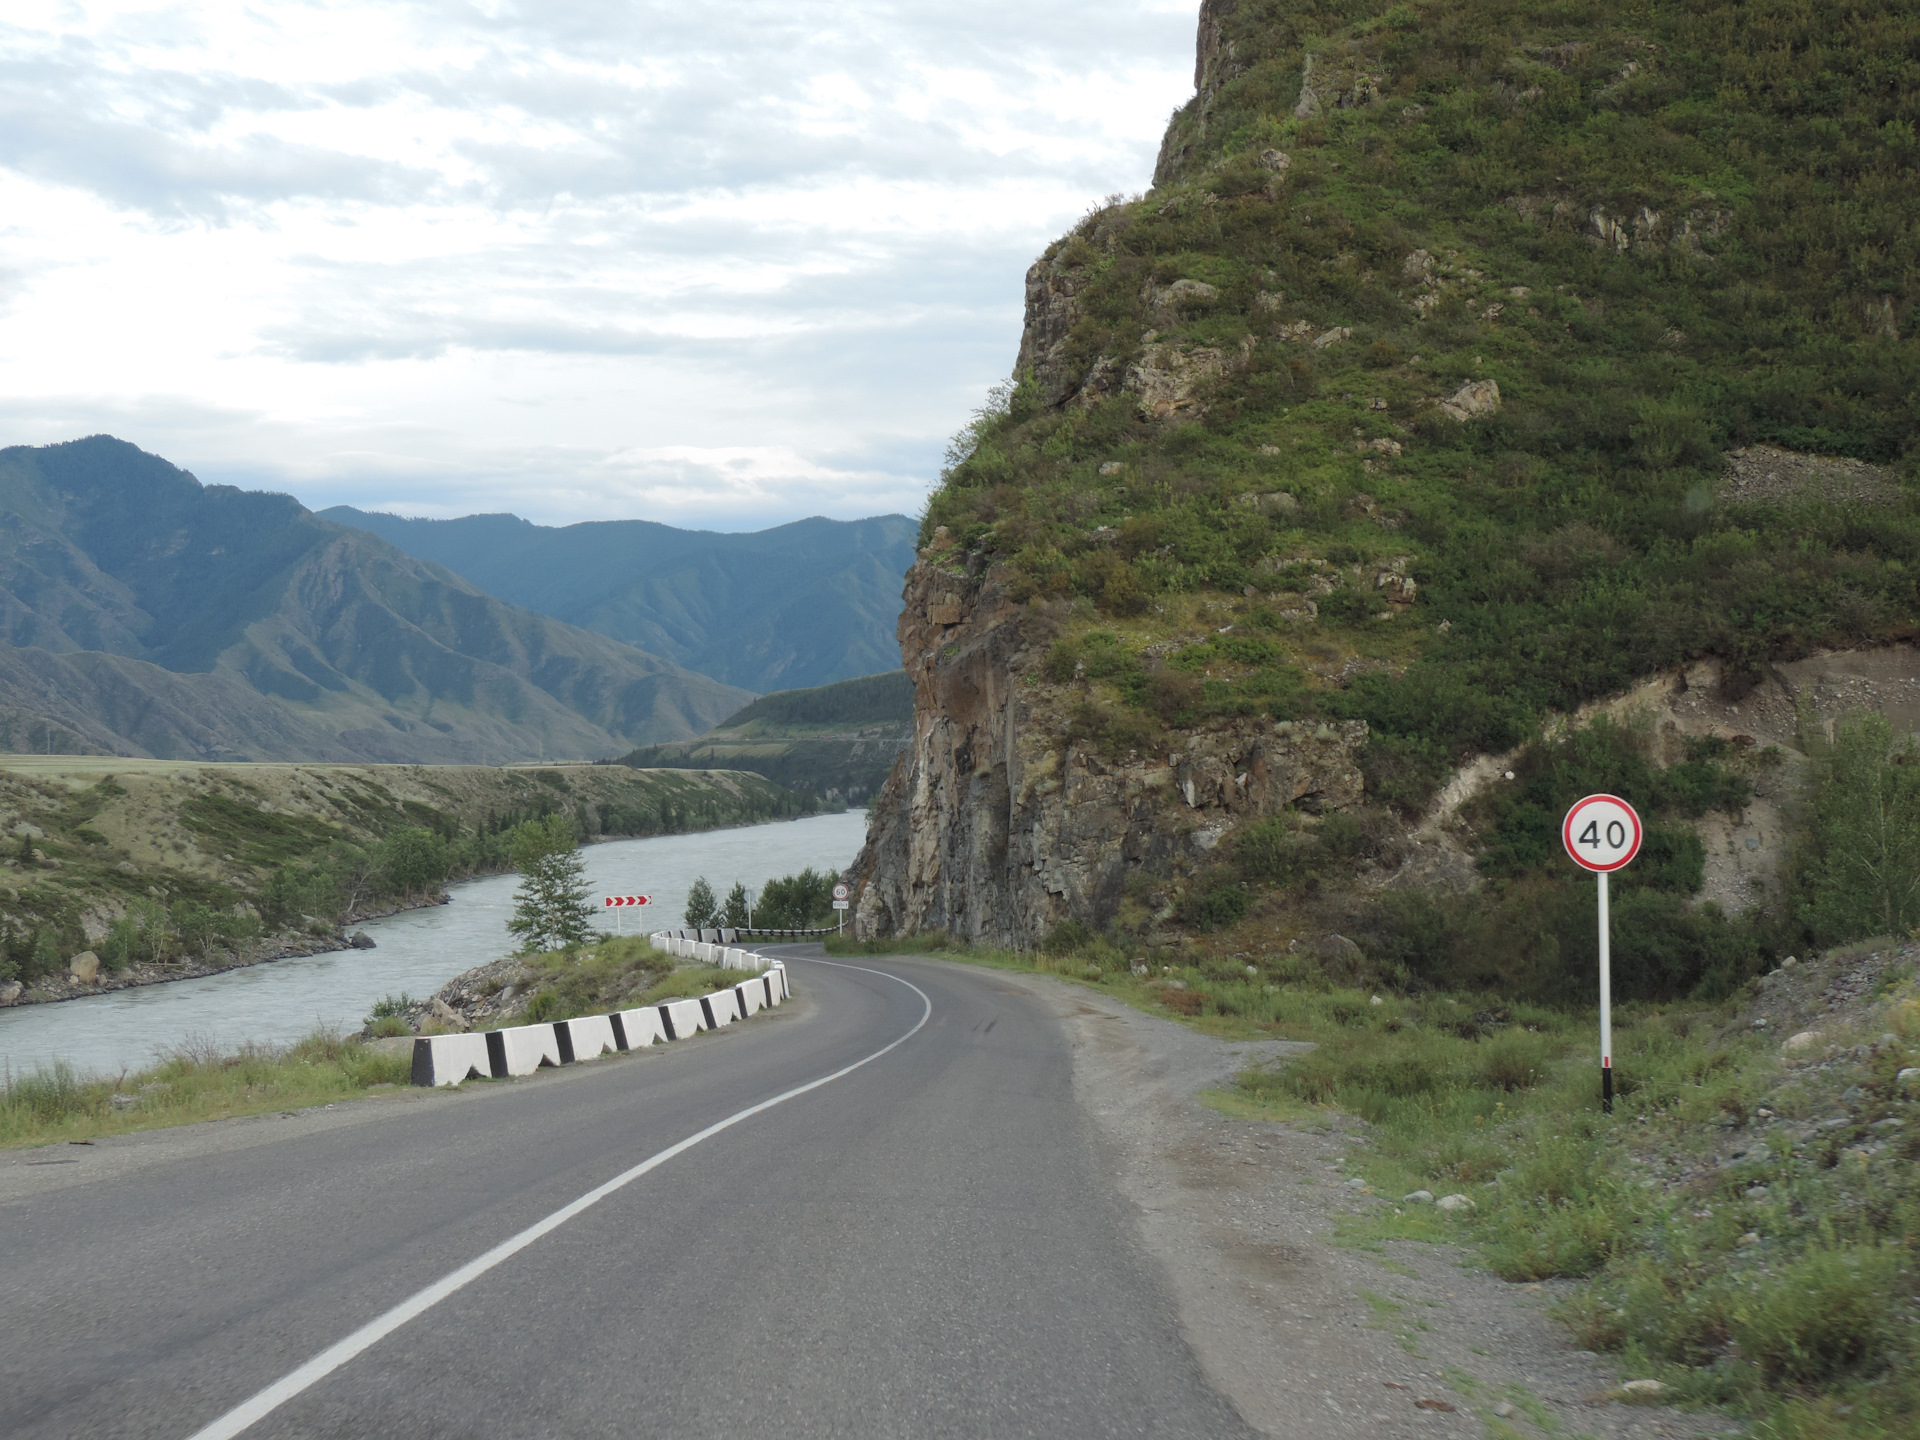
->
1562 794 1642 1114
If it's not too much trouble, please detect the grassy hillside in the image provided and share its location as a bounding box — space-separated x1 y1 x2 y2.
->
0 438 752 763
0 756 803 996
612 671 911 805
917 0 1917 979
322 506 917 693
931 0 1916 784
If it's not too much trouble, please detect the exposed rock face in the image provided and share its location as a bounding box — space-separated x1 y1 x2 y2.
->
848 563 1369 946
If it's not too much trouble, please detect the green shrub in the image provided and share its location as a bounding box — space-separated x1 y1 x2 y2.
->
1728 1246 1908 1385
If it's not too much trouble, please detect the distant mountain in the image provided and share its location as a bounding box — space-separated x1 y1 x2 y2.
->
319 506 917 693
0 438 752 763
611 670 912 807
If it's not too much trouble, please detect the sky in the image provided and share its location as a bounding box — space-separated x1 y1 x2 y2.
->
0 1 1197 529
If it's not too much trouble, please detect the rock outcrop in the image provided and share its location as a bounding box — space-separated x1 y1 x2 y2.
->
848 561 1368 946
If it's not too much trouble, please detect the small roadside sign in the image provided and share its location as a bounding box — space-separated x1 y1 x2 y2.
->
602 894 651 936
833 883 849 901
1563 794 1642 1114
831 899 850 910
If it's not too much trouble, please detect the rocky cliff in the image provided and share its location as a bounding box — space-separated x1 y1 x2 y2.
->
850 0 1919 959
850 546 1368 947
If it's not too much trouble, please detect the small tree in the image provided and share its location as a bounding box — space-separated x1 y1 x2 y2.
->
377 826 449 899
719 882 751 929
683 876 718 928
506 815 596 954
1799 711 1920 944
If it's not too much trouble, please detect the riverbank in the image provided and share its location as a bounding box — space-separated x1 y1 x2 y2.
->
0 756 816 1004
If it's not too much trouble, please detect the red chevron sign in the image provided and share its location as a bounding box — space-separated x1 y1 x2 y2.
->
602 895 652 907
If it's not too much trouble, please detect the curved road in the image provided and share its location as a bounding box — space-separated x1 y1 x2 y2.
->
0 949 1257 1439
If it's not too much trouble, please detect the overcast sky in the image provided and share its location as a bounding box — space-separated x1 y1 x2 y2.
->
0 1 1196 529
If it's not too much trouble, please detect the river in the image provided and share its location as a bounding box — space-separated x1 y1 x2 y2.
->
0 809 869 1081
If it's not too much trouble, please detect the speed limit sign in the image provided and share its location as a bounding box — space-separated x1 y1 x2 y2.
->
1562 794 1643 872
1563 793 1642 1115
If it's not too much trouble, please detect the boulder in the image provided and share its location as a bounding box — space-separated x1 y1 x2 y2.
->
347 931 377 950
1435 1193 1475 1212
0 980 21 1004
1402 1190 1434 1204
68 951 100 985
1438 378 1502 422
1782 1030 1820 1051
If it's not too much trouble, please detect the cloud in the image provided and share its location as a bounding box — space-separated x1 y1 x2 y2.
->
0 0 1197 526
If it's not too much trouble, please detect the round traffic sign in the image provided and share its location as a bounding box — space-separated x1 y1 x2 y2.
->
1562 794 1643 872
832 883 850 901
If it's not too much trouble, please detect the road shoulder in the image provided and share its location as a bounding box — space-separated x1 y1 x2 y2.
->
1017 973 1706 1440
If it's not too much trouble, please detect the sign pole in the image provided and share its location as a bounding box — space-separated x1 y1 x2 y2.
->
1598 869 1612 1115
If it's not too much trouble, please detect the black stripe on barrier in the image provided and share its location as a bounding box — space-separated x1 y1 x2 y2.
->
698 996 717 1030
410 1037 432 1088
554 1023 576 1065
735 984 749 1017
485 1030 508 1079
659 1005 677 1041
762 974 774 1008
610 1013 629 1051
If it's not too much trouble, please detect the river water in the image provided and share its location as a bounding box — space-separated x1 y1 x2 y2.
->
0 809 869 1081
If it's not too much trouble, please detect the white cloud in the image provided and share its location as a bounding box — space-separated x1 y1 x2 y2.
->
0 0 1196 529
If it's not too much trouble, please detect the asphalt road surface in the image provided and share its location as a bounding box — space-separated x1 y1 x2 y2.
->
1 949 1258 1439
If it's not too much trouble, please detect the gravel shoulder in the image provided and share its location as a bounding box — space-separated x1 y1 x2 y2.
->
1019 972 1719 1440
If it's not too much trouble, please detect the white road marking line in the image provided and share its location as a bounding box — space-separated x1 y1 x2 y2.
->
184 959 930 1440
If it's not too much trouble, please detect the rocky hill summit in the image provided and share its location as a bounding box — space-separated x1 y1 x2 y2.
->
851 0 1919 991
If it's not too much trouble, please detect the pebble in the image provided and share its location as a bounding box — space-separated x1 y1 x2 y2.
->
1492 1401 1515 1418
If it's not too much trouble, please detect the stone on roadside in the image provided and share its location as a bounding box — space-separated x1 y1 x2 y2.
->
1744 1185 1769 1200
1899 1067 1920 1085
68 951 100 985
1738 1231 1761 1246
1492 1401 1515 1418
1782 1030 1820 1051
1402 1189 1434 1204
1436 1193 1474 1212
109 1093 138 1111
1620 1379 1667 1400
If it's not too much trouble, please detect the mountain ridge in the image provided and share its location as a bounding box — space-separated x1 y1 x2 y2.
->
0 437 752 763
320 505 918 694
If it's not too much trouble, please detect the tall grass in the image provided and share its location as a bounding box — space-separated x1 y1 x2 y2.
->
1 1030 411 1149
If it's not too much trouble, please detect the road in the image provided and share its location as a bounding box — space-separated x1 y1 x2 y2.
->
0 949 1258 1439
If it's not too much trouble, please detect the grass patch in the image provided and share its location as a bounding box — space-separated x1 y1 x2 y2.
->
1 1031 412 1150
514 934 771 1022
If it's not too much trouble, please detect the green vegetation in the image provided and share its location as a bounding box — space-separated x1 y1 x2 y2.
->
0 1033 410 1149
0 760 805 987
506 815 596 954
612 671 913 806
712 671 913 733
679 867 842 931
1797 711 1920 945
925 0 1918 817
511 933 764 1024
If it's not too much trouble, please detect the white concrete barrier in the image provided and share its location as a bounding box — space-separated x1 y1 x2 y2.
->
411 1033 491 1088
615 1007 668 1049
699 989 737 1030
659 997 707 1041
558 1014 617 1063
489 1023 564 1077
409 938 797 1086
